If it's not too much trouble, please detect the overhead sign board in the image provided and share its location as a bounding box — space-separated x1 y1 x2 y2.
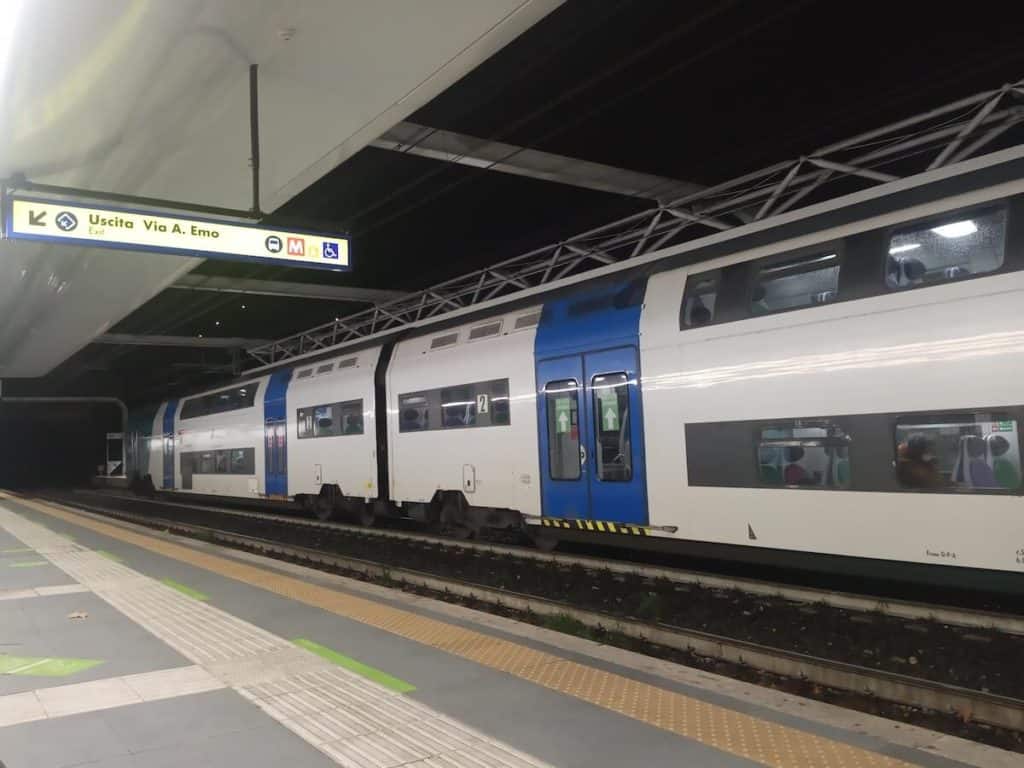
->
3 194 350 271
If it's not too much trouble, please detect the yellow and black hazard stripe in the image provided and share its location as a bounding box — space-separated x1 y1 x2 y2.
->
539 517 650 536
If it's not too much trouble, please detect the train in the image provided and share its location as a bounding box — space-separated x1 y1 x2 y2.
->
126 146 1024 591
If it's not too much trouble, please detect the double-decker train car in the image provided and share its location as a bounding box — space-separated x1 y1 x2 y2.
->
128 147 1024 590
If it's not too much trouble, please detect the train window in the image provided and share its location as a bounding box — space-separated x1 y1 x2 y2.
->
488 379 511 426
399 393 432 432
296 369 313 379
316 363 334 375
340 402 364 435
399 380 510 432
592 373 632 482
214 450 229 474
887 208 1006 290
230 448 252 474
180 383 257 420
297 400 364 438
757 422 851 489
313 404 340 437
680 270 719 327
545 380 581 480
180 397 206 419
894 414 1021 491
199 452 215 474
752 252 839 315
442 386 476 428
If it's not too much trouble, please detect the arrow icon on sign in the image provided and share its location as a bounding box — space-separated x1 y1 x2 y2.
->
557 411 569 432
28 210 46 226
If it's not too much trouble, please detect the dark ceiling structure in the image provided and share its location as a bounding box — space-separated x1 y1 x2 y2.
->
20 0 1024 404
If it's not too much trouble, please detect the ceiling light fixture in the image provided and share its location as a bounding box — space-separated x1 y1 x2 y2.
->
931 220 977 238
889 243 921 254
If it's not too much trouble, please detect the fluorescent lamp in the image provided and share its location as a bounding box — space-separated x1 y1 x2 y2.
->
889 243 920 254
931 220 977 238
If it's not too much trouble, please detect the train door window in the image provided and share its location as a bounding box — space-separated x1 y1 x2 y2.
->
894 413 1020 491
592 373 632 481
752 252 839 315
399 393 431 432
887 208 1006 289
757 422 851 488
680 270 719 327
441 386 476 428
546 380 581 480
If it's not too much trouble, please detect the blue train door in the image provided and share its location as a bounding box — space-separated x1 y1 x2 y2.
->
263 369 291 496
537 356 588 519
538 346 648 525
162 399 178 490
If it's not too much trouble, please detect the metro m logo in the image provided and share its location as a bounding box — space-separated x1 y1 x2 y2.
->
287 237 305 256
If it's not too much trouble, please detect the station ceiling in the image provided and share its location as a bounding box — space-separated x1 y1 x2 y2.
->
9 0 1024 405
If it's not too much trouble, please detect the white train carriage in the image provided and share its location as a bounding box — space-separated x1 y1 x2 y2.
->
633 161 1024 579
145 381 267 497
286 347 381 516
385 306 544 532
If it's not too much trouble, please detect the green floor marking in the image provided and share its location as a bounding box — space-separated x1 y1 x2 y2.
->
161 578 209 601
1 547 34 555
8 560 49 568
97 550 124 563
293 638 416 693
0 655 103 677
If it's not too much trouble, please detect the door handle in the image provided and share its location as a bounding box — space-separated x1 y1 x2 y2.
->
580 445 587 466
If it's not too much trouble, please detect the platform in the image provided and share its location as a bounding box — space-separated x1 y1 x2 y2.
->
0 493 1017 768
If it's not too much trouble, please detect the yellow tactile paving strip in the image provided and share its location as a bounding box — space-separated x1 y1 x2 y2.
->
11 496 924 768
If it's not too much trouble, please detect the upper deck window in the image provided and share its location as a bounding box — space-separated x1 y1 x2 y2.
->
752 253 839 315
680 270 719 327
887 208 1006 289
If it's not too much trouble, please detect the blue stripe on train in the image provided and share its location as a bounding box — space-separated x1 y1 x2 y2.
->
263 369 292 496
162 399 179 489
534 278 649 526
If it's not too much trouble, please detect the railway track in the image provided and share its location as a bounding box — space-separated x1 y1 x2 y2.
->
63 488 1024 635
24 489 1024 739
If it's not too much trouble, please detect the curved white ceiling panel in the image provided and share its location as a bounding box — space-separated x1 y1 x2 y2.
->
0 0 561 377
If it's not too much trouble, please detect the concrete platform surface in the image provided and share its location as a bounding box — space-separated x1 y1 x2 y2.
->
0 491 1019 768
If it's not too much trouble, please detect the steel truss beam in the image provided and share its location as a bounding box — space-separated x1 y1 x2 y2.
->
248 80 1024 369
